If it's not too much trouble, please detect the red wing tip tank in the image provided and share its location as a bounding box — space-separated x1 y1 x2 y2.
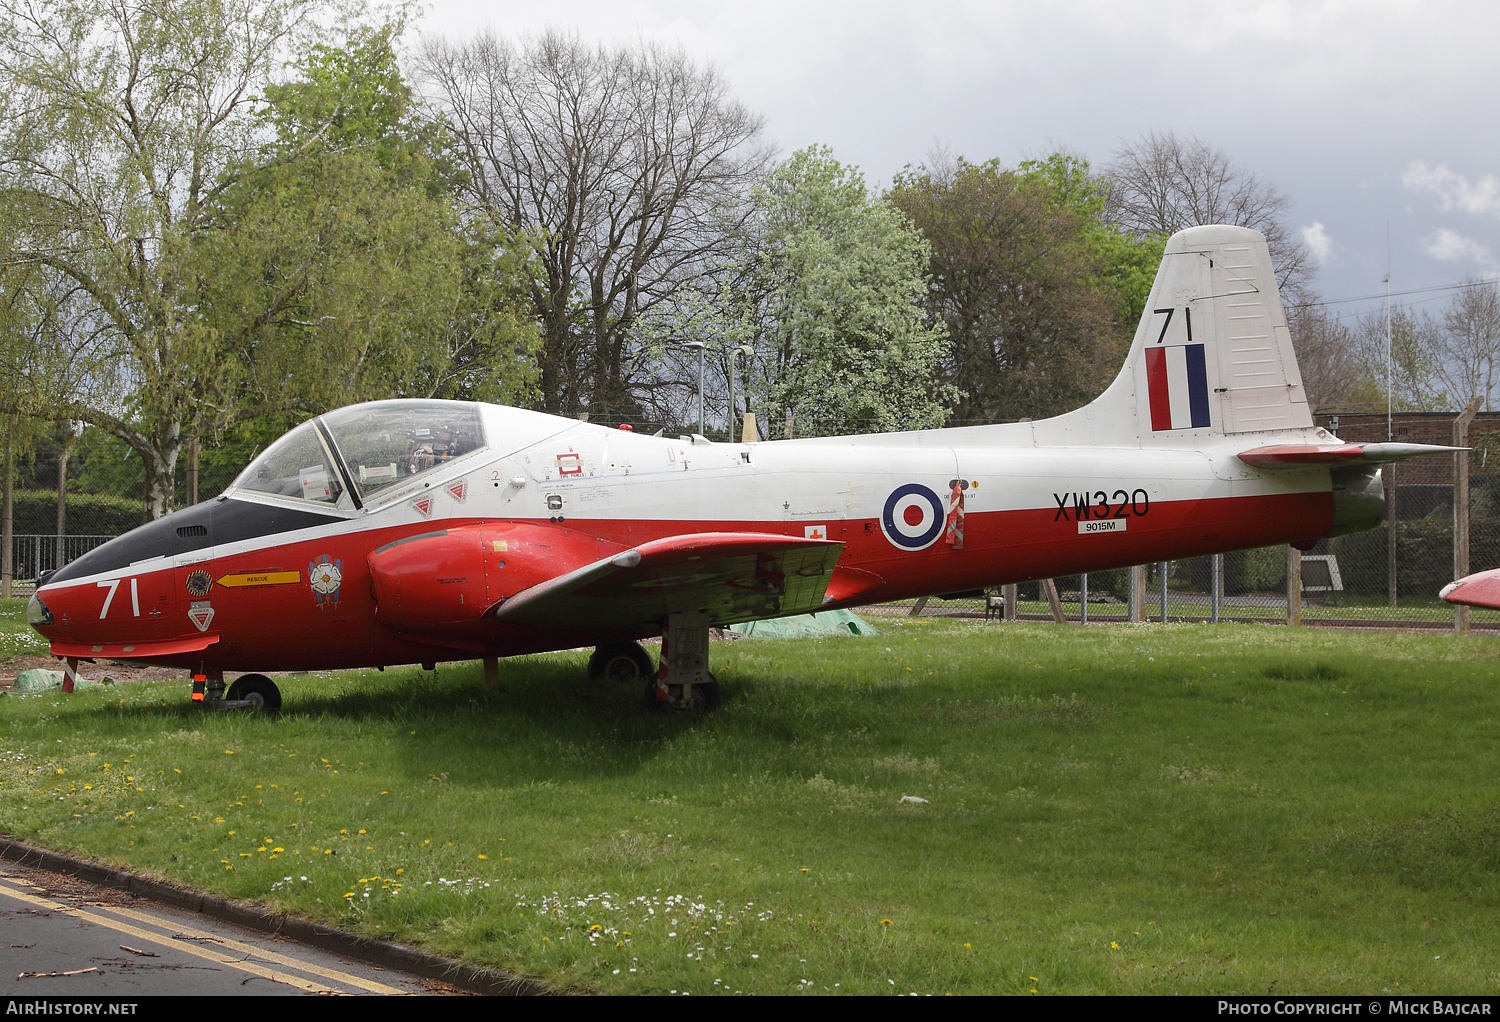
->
27 225 1459 712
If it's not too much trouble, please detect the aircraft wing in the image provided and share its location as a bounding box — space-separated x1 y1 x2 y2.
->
1237 442 1463 468
489 532 845 629
1440 568 1500 611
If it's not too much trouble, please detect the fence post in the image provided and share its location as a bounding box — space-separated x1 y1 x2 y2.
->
1080 573 1089 625
1002 583 1017 622
1211 553 1223 624
1128 565 1146 623
56 438 69 570
1 416 11 599
1158 561 1169 622
187 436 200 506
1386 462 1398 607
1286 546 1302 626
1042 578 1066 623
1454 397 1481 634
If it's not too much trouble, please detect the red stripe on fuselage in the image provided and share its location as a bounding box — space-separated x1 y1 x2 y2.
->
34 489 1333 673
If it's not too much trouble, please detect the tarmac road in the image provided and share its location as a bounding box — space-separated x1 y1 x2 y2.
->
0 858 461 996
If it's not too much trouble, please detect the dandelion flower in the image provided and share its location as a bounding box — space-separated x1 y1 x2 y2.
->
881 919 893 926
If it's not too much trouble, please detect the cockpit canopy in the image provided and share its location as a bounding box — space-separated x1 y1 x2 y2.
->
231 400 487 510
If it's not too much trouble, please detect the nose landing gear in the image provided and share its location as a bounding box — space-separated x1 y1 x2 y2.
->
191 671 282 714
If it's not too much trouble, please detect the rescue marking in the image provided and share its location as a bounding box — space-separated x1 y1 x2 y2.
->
1053 489 1151 522
881 484 946 551
556 452 582 476
804 525 827 540
215 571 302 589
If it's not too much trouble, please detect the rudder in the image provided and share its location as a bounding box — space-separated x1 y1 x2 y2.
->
1129 225 1312 440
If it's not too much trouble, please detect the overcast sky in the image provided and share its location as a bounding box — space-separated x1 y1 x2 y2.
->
417 0 1500 323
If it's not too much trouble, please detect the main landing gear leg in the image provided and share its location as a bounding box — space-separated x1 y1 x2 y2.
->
648 610 721 712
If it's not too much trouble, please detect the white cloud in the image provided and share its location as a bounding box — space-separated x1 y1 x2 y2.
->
1403 163 1500 217
1302 222 1332 264
1424 228 1495 267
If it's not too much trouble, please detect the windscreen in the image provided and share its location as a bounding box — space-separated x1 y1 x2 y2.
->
230 420 345 505
320 400 486 501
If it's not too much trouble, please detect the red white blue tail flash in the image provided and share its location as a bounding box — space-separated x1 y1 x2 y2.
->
1145 344 1211 431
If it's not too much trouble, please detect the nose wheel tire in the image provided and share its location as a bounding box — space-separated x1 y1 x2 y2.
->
225 674 282 714
589 642 656 683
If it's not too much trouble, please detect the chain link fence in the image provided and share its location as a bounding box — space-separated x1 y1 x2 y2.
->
10 413 1500 632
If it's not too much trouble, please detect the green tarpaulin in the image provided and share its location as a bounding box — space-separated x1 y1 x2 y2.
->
727 609 879 638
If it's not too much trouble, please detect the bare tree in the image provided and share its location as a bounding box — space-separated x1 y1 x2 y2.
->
1287 307 1380 413
1350 305 1448 413
0 0 331 517
1105 130 1314 307
417 30 772 418
1431 279 1500 411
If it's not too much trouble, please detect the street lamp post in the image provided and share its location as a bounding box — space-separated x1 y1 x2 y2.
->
683 340 706 435
727 343 754 443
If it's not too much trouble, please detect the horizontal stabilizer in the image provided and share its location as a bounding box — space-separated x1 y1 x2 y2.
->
489 532 844 629
1441 568 1500 611
1237 442 1463 468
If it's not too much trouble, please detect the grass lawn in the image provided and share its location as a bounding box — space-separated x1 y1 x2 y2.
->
3 603 1500 995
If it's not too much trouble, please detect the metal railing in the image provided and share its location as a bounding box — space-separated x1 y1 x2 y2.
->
7 534 115 588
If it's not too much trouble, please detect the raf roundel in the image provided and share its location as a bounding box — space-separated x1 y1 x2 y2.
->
880 483 946 551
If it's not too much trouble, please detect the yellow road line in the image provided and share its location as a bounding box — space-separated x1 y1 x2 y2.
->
104 903 406 995
0 877 341 994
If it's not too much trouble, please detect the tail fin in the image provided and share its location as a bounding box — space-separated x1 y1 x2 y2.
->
1129 224 1311 438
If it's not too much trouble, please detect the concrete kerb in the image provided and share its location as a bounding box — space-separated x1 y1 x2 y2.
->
0 836 554 996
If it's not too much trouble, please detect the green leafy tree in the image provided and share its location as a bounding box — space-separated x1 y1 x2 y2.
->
0 0 335 517
732 146 954 438
207 28 539 426
888 152 1157 424
0 5 539 516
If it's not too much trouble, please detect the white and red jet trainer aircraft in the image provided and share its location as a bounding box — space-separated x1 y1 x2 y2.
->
27 225 1455 712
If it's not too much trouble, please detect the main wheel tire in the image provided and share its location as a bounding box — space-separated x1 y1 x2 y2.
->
693 680 723 713
589 642 655 684
643 677 722 713
225 674 282 714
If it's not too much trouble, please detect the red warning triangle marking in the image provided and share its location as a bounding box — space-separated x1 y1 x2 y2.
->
448 480 467 503
413 497 433 517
